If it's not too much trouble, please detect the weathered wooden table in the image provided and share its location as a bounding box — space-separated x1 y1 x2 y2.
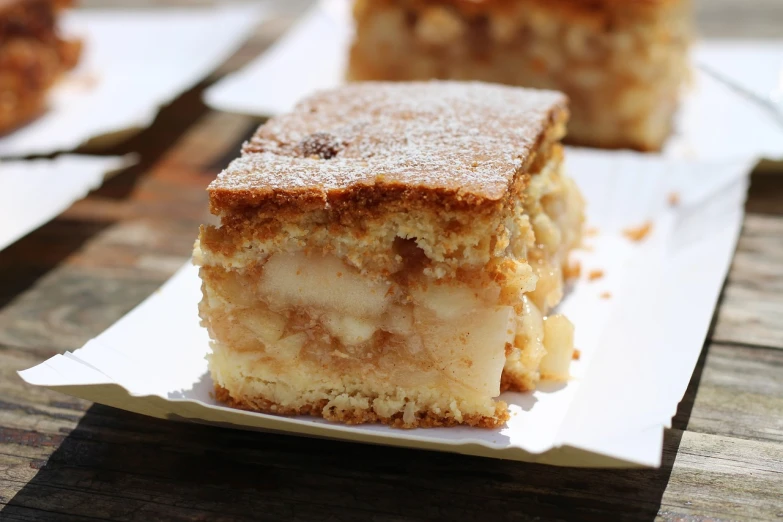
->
1 2 782 520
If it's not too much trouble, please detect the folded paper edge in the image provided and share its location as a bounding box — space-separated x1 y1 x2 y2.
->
556 157 755 461
14 377 659 468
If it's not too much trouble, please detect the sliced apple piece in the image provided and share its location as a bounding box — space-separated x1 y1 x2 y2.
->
322 313 377 346
515 295 544 355
382 305 415 336
260 253 391 318
276 333 307 361
410 282 482 320
539 314 574 381
237 308 287 345
417 306 514 396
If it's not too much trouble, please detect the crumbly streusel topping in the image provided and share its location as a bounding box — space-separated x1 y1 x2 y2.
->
209 81 566 212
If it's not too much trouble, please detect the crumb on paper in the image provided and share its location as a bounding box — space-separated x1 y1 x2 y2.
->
600 292 612 299
588 269 604 281
572 349 581 361
61 72 100 92
564 260 582 279
580 244 594 252
585 226 600 237
623 221 653 242
668 192 680 207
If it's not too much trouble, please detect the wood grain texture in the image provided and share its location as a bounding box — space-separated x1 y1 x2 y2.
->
714 214 783 350
1 1 783 521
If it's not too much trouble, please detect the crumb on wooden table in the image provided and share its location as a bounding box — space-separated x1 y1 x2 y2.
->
600 292 612 299
564 260 582 279
668 192 680 207
623 221 653 242
588 269 604 281
572 349 581 361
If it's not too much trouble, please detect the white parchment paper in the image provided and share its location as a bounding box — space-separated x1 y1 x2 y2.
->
0 155 134 251
19 150 757 468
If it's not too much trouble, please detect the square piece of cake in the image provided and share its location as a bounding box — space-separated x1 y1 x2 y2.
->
349 0 691 151
0 0 81 134
196 82 584 428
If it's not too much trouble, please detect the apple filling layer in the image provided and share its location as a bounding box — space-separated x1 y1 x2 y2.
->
202 254 516 427
206 258 518 426
200 244 574 429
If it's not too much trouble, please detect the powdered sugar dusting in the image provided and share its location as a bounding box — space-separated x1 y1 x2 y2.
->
211 82 565 203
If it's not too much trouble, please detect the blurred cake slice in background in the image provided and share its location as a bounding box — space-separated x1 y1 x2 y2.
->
0 0 81 134
349 0 692 151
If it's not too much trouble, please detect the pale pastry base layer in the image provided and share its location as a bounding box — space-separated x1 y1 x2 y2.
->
210 346 509 428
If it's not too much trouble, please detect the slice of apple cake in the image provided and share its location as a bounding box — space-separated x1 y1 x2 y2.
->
195 81 584 428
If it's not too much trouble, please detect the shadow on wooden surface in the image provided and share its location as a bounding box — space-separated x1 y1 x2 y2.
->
746 169 783 216
0 219 114 310
1 356 708 522
207 118 265 174
0 78 213 314
83 81 212 201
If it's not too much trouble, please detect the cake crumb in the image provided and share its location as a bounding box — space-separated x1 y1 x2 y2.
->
588 269 604 281
61 72 100 92
667 192 680 207
623 221 653 242
600 292 612 299
572 349 581 361
564 260 582 279
585 226 600 237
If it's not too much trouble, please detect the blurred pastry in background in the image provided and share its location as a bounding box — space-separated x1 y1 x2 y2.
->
0 0 81 134
349 0 691 151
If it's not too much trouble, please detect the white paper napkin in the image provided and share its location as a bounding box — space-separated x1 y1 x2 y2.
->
694 39 783 107
0 155 134 251
0 3 268 157
19 150 757 468
205 2 783 162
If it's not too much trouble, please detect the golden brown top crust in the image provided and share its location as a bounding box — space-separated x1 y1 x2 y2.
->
210 81 567 215
401 0 675 6
359 0 689 26
383 0 680 14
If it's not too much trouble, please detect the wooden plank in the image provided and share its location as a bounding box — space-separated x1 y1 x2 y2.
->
1 401 781 522
713 214 783 350
746 171 783 216
659 430 783 521
695 0 783 38
0 413 695 522
683 343 783 444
